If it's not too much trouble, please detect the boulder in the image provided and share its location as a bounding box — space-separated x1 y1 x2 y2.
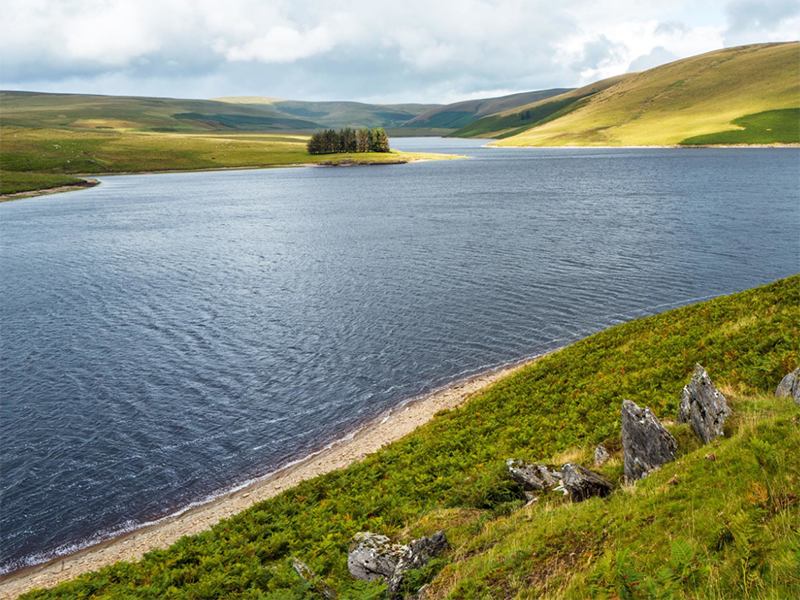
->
386 531 448 600
594 445 610 467
560 463 614 501
677 364 730 444
348 532 406 582
775 366 800 404
621 399 677 482
505 459 561 491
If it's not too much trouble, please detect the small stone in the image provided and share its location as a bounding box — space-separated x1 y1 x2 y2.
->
506 459 561 491
677 364 730 444
594 445 610 467
621 399 678 482
775 366 800 404
704 453 716 461
347 532 406 582
560 463 614 501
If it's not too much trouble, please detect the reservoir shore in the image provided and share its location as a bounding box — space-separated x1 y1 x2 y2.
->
0 352 550 599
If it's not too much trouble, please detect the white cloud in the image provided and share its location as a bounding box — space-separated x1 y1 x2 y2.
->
0 0 795 102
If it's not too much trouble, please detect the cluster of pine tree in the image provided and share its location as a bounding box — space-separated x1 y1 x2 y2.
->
306 128 390 154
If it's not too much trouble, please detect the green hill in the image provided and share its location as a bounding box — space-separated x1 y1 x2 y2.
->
214 97 441 129
0 91 321 133
19 275 800 599
450 77 628 138
401 89 571 130
487 42 799 146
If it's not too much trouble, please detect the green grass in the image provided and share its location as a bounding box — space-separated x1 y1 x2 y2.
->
0 171 85 196
680 108 800 145
0 127 459 196
19 275 800 599
490 42 799 146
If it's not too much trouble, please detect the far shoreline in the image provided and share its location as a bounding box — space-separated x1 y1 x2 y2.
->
0 350 555 599
0 152 461 203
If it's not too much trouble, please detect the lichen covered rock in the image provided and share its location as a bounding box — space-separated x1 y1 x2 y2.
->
621 399 677 482
560 462 614 501
594 445 610 467
347 532 406 582
677 364 730 444
505 459 561 491
775 366 800 404
386 531 448 600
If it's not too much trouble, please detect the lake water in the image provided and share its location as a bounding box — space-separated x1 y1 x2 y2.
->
1 139 798 574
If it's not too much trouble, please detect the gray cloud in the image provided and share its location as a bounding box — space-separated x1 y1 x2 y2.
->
628 46 680 72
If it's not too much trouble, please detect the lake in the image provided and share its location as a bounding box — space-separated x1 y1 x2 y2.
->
1 139 798 574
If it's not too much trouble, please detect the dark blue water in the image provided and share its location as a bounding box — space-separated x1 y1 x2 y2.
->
1 140 798 574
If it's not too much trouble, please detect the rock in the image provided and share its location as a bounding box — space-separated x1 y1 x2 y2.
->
775 366 800 404
621 399 677 482
291 557 337 599
677 364 730 444
505 459 561 491
348 532 407 582
386 531 448 600
560 463 614 501
594 445 610 467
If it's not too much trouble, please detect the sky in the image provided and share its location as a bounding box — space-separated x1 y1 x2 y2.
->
1 0 798 104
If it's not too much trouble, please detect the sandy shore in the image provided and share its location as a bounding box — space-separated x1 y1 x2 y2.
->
0 353 549 599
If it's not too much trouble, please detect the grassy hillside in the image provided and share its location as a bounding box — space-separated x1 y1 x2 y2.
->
0 91 320 133
214 97 441 129
20 275 800 599
401 89 571 130
450 76 628 138
491 42 800 147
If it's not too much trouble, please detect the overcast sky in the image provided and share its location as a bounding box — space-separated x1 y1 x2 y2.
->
2 0 798 104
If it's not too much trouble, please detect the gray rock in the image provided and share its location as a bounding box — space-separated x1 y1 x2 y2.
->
386 531 448 600
594 445 610 467
505 459 561 491
677 364 730 444
775 366 800 404
560 462 614 501
291 557 337 599
621 399 677 482
348 532 407 582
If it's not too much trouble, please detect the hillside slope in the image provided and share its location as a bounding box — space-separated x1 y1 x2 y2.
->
402 88 571 130
450 76 628 138
491 42 799 146
214 97 440 129
0 91 320 133
17 275 799 600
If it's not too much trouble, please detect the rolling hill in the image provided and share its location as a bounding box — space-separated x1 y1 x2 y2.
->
484 41 799 147
0 91 321 133
213 97 441 129
401 88 571 130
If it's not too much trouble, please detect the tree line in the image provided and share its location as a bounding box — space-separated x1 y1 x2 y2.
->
307 128 390 154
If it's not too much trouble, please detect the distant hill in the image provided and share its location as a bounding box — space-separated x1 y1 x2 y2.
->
485 42 799 146
0 91 321 133
401 89 571 130
213 97 441 129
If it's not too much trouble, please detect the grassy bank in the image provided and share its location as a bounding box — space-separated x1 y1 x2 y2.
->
17 275 799 599
0 172 87 197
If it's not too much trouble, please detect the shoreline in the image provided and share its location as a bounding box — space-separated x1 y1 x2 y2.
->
0 153 460 203
0 351 552 599
0 179 100 202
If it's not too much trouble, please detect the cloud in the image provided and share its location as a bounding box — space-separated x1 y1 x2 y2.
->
0 1 795 102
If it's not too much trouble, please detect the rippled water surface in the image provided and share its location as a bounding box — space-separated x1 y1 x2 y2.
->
1 140 798 573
